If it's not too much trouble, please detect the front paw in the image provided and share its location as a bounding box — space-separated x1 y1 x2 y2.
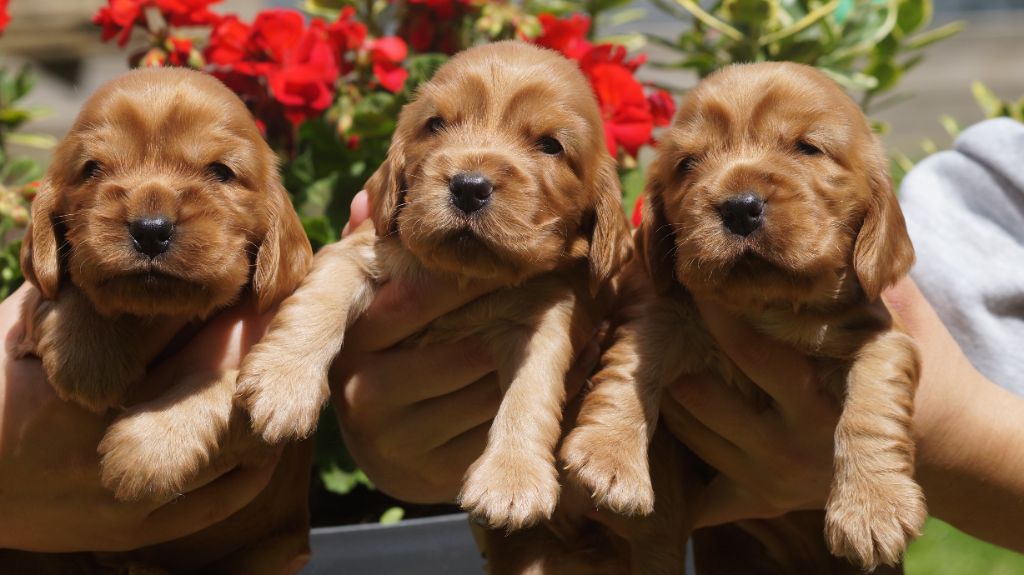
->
561 423 654 516
237 343 329 444
459 448 559 530
825 473 926 568
98 411 211 502
43 358 131 414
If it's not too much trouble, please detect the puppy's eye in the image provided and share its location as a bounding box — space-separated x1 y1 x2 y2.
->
537 136 563 156
426 116 445 135
677 156 698 176
796 140 823 156
208 162 235 183
81 160 101 181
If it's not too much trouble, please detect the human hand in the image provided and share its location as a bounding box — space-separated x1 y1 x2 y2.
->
0 284 280 552
663 277 976 528
332 191 600 503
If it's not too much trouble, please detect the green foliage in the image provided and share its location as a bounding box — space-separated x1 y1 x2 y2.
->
649 0 963 113
906 518 1024 575
0 66 49 299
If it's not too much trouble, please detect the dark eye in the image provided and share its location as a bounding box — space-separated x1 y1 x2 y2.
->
426 116 445 135
537 136 563 156
677 156 697 176
796 140 823 156
208 162 235 183
81 160 101 181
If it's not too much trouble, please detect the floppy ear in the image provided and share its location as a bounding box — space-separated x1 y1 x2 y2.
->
253 179 314 312
367 130 407 238
852 141 915 301
634 170 677 295
587 157 634 294
20 179 61 299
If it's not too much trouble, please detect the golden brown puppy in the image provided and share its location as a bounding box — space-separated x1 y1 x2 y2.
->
237 41 633 530
565 62 925 569
15 67 314 573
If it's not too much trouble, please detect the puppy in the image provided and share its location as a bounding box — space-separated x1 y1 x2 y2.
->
237 41 633 531
15 67 314 572
564 62 925 569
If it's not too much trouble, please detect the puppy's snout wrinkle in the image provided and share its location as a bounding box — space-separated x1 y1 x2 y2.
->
450 172 494 214
128 216 174 258
719 192 765 236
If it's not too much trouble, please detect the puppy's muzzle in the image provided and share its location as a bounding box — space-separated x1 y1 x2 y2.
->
718 192 765 237
129 216 174 258
450 172 494 215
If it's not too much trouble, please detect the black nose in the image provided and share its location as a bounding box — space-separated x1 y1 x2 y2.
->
719 192 765 237
129 217 174 258
450 172 494 214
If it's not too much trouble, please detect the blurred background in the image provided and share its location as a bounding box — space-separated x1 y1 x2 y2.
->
0 0 1021 159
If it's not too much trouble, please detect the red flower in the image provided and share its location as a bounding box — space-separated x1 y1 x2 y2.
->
370 37 408 93
534 13 591 60
582 48 653 158
93 0 144 46
632 196 643 229
0 0 11 34
408 0 472 20
250 9 305 67
205 15 252 70
647 89 676 127
327 7 368 74
266 19 340 126
155 0 220 27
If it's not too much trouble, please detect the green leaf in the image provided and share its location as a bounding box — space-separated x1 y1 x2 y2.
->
620 165 645 221
6 133 57 149
896 0 931 35
379 506 405 525
833 0 854 24
818 67 879 91
971 82 1005 118
938 114 961 139
904 21 963 51
3 158 41 186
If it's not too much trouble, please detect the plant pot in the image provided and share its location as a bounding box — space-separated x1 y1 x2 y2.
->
302 513 483 574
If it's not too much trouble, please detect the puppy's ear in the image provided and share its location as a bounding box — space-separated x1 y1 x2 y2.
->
253 177 314 312
852 140 914 301
20 179 61 299
635 171 677 295
588 157 634 293
367 131 407 238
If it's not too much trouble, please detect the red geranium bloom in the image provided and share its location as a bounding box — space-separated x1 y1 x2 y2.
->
632 196 643 229
0 0 11 34
205 15 252 70
93 0 145 46
266 19 341 126
647 89 676 127
155 0 220 27
583 51 653 158
534 13 591 60
328 7 368 53
166 36 193 66
369 37 408 93
249 9 305 68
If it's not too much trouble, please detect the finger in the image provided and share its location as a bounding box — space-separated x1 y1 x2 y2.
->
660 395 750 483
138 456 278 546
427 421 491 502
696 474 779 528
693 297 822 419
668 371 779 452
344 274 503 352
334 340 496 405
405 373 501 451
341 190 370 238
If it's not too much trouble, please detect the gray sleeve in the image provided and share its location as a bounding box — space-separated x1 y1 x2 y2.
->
898 117 1024 395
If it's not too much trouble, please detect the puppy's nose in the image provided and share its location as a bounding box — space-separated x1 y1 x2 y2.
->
450 172 494 214
129 217 174 258
719 192 765 237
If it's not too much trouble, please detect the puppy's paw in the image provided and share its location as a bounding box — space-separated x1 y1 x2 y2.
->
459 448 559 530
825 474 926 568
98 410 211 502
237 345 329 444
42 356 132 414
561 423 654 516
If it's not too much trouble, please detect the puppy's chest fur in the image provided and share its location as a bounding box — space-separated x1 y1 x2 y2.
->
650 288 895 401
